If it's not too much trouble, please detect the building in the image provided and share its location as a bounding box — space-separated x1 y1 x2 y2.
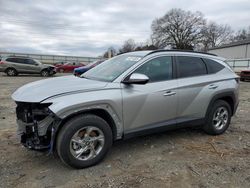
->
208 40 250 71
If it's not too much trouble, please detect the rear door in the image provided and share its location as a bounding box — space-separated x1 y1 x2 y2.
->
21 59 41 73
5 58 25 72
175 56 219 122
122 56 178 134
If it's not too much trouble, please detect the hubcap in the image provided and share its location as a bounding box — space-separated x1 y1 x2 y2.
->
212 107 228 130
8 69 15 76
42 71 48 76
70 126 105 161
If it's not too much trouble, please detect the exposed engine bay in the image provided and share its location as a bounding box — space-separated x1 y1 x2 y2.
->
16 102 59 150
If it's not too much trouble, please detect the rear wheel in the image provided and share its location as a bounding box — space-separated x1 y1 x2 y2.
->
56 114 113 169
41 70 49 77
6 68 18 76
203 100 232 135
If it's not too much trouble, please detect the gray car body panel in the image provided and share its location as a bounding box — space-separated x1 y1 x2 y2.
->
11 51 239 141
12 75 108 102
0 56 55 74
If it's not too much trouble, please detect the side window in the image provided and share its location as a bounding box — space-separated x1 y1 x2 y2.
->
176 56 207 78
6 58 18 63
134 56 172 82
17 58 26 64
203 58 224 74
25 59 36 65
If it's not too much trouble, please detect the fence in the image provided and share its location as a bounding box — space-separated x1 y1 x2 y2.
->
226 59 250 72
0 52 103 65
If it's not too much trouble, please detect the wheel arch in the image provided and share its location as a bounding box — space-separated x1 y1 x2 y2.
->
54 108 119 144
206 91 236 118
5 66 17 73
41 68 50 73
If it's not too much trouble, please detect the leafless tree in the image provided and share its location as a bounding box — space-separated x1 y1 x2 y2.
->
118 39 136 54
103 47 117 58
232 26 250 41
151 8 206 50
201 22 232 51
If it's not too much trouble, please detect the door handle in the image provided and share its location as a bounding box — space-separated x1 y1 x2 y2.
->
208 84 218 89
163 91 176 96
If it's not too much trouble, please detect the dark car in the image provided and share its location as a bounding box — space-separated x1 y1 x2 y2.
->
240 70 250 81
73 60 104 76
0 56 56 77
56 62 85 73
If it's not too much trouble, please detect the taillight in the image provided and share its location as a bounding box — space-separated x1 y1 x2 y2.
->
0 61 4 64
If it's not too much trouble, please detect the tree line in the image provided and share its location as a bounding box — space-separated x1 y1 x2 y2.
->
103 8 250 58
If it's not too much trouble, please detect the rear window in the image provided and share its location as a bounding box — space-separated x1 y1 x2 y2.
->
6 58 18 63
176 56 207 78
203 58 224 74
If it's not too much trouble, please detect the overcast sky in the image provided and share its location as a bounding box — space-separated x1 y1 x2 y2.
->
0 0 249 57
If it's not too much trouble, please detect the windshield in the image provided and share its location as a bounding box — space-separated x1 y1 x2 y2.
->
82 54 142 82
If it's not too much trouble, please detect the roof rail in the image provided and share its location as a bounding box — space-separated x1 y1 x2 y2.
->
146 49 217 56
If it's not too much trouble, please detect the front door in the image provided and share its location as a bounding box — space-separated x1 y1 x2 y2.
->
122 56 178 134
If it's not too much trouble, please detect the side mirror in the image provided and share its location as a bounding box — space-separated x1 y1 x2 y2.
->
122 73 149 85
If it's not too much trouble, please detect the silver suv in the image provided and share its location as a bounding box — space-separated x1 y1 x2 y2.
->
0 56 56 76
12 50 239 168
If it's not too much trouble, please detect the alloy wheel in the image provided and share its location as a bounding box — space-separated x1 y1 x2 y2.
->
212 107 229 130
69 126 105 161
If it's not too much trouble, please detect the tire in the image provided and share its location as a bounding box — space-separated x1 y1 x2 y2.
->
41 70 49 77
56 114 113 169
6 68 18 76
203 100 232 135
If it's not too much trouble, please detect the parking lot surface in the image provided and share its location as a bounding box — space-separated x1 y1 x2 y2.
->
0 73 250 188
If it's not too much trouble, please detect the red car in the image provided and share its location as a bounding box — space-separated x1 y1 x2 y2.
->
240 70 250 81
56 62 86 73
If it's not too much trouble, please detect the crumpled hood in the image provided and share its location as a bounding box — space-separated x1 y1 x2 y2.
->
12 75 108 103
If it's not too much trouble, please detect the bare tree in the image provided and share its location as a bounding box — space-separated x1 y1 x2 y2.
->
151 9 206 50
201 22 232 51
118 39 136 54
232 26 250 41
103 47 117 58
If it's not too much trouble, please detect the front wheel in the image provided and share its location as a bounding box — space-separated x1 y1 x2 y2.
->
41 70 49 77
203 100 232 135
56 114 113 169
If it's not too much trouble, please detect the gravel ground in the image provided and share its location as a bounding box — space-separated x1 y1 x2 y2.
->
0 73 250 188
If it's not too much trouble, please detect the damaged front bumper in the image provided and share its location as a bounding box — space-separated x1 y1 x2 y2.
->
15 102 60 150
